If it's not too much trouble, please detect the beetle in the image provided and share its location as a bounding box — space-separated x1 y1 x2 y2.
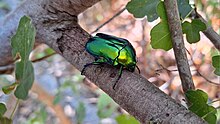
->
81 33 140 89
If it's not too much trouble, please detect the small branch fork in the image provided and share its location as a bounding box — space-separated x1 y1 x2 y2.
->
0 52 56 74
156 49 220 86
89 2 220 90
185 48 220 86
155 64 178 75
193 10 220 51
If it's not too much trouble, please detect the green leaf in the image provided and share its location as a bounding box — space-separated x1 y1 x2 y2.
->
14 61 34 99
214 68 220 76
150 2 172 51
126 0 160 22
126 0 192 21
97 93 118 118
216 109 220 122
0 117 12 124
203 107 217 124
156 2 167 20
177 0 193 20
116 114 140 124
212 55 220 68
2 83 18 94
212 55 220 76
11 16 35 60
11 16 36 100
185 89 217 124
0 103 7 116
186 89 208 104
150 22 172 51
76 102 86 124
182 19 207 44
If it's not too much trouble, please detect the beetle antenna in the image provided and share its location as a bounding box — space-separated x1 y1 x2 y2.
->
136 65 141 74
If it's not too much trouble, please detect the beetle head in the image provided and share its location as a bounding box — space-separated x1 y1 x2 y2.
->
126 63 136 72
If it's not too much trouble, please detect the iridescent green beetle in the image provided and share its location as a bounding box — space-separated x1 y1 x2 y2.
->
81 33 140 89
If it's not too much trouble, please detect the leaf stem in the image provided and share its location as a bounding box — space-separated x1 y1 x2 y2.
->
208 99 220 105
31 52 56 63
10 99 19 119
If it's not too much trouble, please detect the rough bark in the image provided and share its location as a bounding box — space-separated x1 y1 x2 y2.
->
0 0 207 123
164 0 195 93
0 0 98 66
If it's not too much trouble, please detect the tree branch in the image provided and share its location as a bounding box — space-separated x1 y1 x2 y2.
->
0 0 206 123
164 0 195 93
0 0 98 66
195 12 220 51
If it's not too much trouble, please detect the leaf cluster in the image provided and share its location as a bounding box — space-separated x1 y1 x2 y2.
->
126 0 207 51
1 16 36 122
126 0 218 123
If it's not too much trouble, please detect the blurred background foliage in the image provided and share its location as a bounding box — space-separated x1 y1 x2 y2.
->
0 0 219 123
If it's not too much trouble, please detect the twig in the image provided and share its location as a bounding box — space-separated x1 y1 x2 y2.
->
0 52 56 74
155 63 179 76
0 64 14 74
208 98 220 105
193 10 220 51
90 7 126 34
164 0 195 93
156 64 178 73
31 52 56 62
197 72 220 85
9 99 19 119
185 48 220 85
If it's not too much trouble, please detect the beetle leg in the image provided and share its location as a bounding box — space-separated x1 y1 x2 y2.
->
94 57 98 61
81 61 105 75
136 65 141 74
113 65 123 90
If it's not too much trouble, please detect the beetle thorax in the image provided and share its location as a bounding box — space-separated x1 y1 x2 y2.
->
118 51 135 66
